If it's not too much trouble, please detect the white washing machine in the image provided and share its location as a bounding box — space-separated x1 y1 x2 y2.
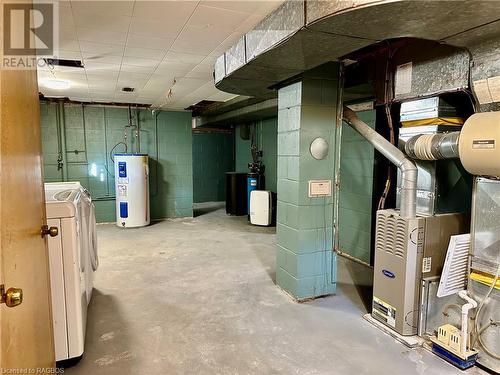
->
44 182 98 362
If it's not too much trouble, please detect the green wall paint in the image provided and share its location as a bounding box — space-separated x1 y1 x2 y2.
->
40 101 193 222
234 117 278 192
234 125 251 173
192 132 234 203
276 64 340 300
338 110 376 264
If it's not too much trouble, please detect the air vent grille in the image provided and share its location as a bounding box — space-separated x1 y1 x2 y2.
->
375 211 408 259
395 218 407 258
437 234 470 297
375 213 388 253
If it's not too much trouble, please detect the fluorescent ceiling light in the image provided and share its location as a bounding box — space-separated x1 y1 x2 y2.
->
43 79 71 90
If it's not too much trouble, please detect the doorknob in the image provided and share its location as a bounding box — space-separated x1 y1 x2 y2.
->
0 285 23 308
41 225 58 238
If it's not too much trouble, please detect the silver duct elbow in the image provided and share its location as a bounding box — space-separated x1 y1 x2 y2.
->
404 132 460 160
343 106 417 218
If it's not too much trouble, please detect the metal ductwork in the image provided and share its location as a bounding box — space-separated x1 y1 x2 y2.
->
404 132 460 160
343 106 417 218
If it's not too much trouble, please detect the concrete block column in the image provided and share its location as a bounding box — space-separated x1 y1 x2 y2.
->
276 63 340 300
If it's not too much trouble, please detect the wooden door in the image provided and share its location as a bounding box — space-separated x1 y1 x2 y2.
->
0 4 55 369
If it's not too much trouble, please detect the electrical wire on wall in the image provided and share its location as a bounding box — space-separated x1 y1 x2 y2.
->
378 44 398 210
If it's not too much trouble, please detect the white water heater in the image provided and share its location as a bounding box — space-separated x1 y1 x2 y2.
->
114 154 150 228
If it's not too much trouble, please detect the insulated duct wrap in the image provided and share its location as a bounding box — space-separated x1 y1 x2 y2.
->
405 132 460 160
343 107 417 218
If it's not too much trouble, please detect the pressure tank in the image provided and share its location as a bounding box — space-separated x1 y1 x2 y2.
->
114 154 150 228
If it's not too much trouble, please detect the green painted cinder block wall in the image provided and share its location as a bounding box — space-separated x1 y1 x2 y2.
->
234 117 278 193
40 101 193 222
192 132 234 203
276 63 340 300
338 109 376 264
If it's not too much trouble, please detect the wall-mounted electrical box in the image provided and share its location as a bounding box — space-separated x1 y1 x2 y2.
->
308 180 332 197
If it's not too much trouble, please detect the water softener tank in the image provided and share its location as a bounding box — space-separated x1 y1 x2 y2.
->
114 154 150 228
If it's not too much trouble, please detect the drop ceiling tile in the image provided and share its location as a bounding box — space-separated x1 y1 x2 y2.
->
117 72 151 89
58 24 77 41
133 1 198 21
43 0 277 107
124 47 166 60
198 54 218 67
170 38 221 55
52 70 88 81
234 13 264 33
201 0 284 15
120 64 157 75
114 92 139 102
176 77 212 89
58 39 80 52
126 34 174 50
59 6 75 24
185 64 213 79
122 56 161 68
76 27 128 45
190 85 220 99
117 80 149 91
56 49 82 60
38 64 84 76
142 77 174 91
87 71 119 82
155 61 196 76
70 0 135 17
88 81 117 91
187 5 251 31
128 17 185 39
137 91 163 101
84 61 121 73
207 90 237 101
118 71 151 81
89 88 116 95
207 44 231 60
136 90 161 99
83 54 122 65
164 51 207 65
80 41 124 56
72 13 131 34
177 25 231 45
168 85 196 98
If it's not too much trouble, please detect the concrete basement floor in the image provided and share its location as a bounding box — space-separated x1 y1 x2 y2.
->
67 203 487 375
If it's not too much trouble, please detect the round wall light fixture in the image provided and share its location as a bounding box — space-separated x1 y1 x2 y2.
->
310 137 329 160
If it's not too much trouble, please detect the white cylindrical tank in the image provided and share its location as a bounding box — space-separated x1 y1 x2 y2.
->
459 112 500 177
114 154 150 228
